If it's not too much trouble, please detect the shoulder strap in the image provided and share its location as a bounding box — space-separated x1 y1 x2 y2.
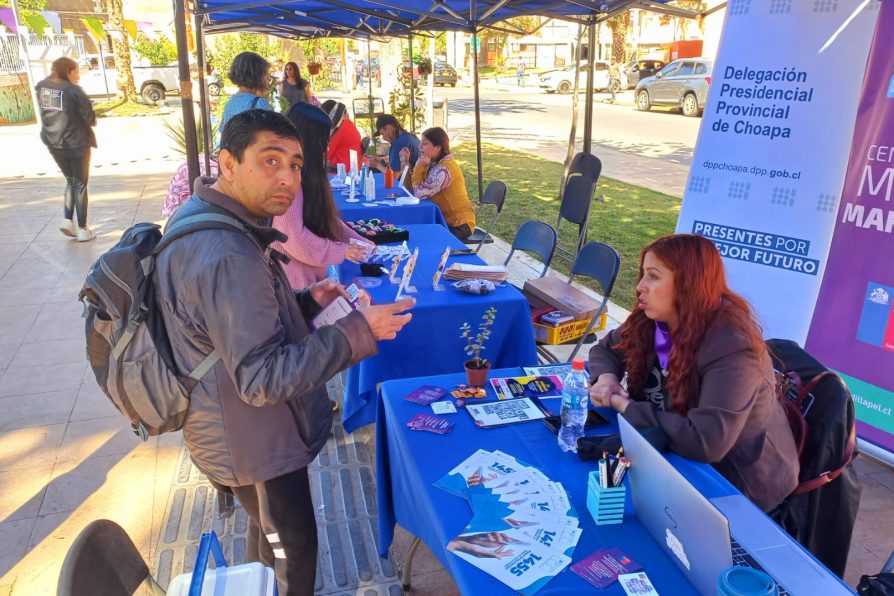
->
157 212 248 252
789 371 858 496
250 95 261 109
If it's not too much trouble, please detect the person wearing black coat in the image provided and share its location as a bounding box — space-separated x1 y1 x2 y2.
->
35 56 97 242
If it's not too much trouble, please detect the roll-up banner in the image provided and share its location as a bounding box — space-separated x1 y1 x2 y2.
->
676 0 880 341
806 0 894 460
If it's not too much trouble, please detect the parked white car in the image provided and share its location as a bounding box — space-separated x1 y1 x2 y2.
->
78 55 180 103
539 61 612 94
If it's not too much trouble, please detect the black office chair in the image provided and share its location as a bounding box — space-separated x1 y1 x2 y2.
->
503 220 558 281
58 519 165 596
537 241 620 364
466 180 508 252
554 175 596 263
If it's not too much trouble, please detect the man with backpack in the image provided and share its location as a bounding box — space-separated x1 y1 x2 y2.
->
154 109 414 595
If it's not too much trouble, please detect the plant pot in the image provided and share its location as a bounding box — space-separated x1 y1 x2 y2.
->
464 359 491 388
307 63 322 75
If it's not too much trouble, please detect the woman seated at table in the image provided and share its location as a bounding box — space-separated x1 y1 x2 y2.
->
588 234 799 513
320 99 363 172
400 127 476 241
273 102 371 289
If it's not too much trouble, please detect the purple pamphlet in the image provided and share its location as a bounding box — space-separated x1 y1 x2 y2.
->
405 385 448 405
406 413 454 435
570 547 642 589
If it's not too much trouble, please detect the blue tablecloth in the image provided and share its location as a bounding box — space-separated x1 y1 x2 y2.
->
375 368 752 595
333 172 447 227
339 225 538 432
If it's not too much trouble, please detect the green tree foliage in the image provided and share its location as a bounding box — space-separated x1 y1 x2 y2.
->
0 0 48 31
132 34 177 66
209 33 278 85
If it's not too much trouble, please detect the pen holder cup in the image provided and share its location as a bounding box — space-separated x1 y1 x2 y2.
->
586 470 626 526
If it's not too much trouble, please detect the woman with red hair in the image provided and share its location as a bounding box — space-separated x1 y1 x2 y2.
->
589 234 799 512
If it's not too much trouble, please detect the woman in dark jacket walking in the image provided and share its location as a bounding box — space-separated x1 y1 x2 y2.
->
36 56 97 242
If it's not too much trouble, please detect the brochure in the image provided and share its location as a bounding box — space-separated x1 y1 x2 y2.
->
447 530 572 596
522 364 573 378
465 397 548 428
571 547 643 589
490 376 564 401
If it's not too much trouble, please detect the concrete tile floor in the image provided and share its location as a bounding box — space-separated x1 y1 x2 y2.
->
0 168 889 595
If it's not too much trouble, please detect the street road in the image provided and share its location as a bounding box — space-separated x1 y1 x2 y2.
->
439 85 703 169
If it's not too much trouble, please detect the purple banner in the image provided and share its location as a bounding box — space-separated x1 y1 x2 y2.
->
805 1 894 456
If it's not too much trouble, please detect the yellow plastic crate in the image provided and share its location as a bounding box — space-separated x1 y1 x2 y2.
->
533 312 607 345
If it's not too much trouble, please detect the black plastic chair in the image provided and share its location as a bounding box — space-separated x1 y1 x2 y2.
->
554 175 596 262
58 519 165 596
503 220 558 280
466 180 508 251
538 241 620 364
569 152 602 185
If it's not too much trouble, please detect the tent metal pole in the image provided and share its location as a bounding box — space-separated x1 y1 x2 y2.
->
471 28 484 200
174 0 200 191
583 19 595 154
195 13 212 176
408 32 416 133
367 36 375 137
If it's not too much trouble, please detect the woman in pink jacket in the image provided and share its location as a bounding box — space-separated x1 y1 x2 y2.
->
274 102 371 289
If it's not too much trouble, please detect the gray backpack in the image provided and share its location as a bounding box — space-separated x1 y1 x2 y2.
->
80 212 248 440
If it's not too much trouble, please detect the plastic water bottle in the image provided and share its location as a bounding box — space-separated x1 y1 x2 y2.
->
558 359 589 453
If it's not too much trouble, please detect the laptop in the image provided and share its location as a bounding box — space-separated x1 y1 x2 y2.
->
618 415 850 595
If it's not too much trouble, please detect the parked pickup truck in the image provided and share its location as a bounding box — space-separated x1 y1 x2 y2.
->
77 54 180 103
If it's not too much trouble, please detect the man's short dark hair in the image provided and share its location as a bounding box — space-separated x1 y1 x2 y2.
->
228 51 270 91
219 109 301 162
375 114 401 136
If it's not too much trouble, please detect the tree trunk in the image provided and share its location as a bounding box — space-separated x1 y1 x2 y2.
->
560 24 586 198
609 11 630 65
105 0 138 102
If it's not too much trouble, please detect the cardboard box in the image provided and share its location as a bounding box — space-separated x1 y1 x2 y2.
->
523 276 601 320
532 312 607 345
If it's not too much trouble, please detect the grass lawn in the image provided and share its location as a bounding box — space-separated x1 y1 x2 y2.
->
453 143 681 311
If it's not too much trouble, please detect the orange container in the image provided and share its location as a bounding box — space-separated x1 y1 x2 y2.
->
384 168 394 188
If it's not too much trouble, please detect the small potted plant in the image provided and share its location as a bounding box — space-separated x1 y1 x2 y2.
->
307 61 322 75
460 306 497 387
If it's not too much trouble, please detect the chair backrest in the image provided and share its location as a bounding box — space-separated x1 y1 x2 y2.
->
504 221 558 278
479 180 508 212
569 152 603 184
352 97 385 120
569 241 621 299
558 175 595 226
58 519 161 596
765 338 860 578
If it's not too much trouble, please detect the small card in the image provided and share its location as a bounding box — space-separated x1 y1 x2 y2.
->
311 296 355 329
406 413 454 434
571 548 643 589
431 401 457 415
405 385 448 405
618 572 658 596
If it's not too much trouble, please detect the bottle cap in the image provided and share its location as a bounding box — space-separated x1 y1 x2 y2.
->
572 359 586 371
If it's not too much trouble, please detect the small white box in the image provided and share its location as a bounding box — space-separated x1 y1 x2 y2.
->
166 562 276 596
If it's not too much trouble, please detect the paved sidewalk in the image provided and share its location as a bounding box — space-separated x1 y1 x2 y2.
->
0 143 890 594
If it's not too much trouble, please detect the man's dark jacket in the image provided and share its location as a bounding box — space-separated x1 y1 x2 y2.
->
155 179 378 487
